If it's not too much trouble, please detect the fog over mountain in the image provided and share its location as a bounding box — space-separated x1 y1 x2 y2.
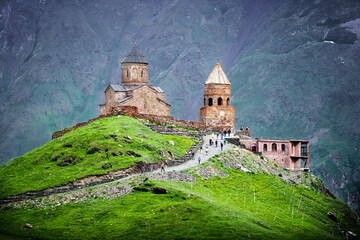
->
1 0 359 214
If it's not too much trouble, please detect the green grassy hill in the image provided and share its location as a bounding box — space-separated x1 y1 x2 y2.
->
1 0 360 215
0 115 197 199
0 146 358 239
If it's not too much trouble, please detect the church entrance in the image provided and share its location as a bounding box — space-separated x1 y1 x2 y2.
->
251 145 257 152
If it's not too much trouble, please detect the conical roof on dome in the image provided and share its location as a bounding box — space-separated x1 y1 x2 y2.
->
121 42 148 64
205 61 230 85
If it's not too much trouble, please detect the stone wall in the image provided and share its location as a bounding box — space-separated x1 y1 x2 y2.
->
102 87 127 115
118 85 170 116
142 124 204 166
52 113 117 139
200 105 235 129
204 84 231 107
113 106 231 133
121 62 148 85
53 105 234 140
234 130 251 137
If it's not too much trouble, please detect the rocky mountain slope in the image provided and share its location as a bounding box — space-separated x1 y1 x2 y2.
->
0 0 359 214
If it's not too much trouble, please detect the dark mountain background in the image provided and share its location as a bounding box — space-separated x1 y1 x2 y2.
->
1 0 359 214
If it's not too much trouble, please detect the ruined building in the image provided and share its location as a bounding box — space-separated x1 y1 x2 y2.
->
99 42 170 116
200 61 235 129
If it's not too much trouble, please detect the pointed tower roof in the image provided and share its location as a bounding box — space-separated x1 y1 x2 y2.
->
205 61 230 85
121 40 148 64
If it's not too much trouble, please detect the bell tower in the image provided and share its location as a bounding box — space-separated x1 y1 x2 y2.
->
200 61 235 129
121 40 149 88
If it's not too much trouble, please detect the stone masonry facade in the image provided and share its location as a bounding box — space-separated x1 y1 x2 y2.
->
98 43 308 170
200 62 235 129
99 42 170 116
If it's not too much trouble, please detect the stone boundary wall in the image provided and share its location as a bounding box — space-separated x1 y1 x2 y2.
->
52 105 242 140
112 106 236 133
142 123 204 165
234 130 251 138
52 113 117 139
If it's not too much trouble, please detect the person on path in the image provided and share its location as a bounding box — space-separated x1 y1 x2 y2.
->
217 133 219 139
215 140 218 148
161 162 165 172
211 133 214 141
221 133 224 140
200 146 203 153
221 142 223 151
192 152 195 160
198 156 201 164
209 138 212 146
228 129 231 136
150 164 153 172
141 165 145 174
205 146 209 155
223 129 227 137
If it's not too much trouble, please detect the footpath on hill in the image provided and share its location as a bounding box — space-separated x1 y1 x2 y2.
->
0 132 235 203
156 134 233 173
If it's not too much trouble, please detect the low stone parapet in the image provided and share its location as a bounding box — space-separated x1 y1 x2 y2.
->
52 105 239 140
234 130 251 137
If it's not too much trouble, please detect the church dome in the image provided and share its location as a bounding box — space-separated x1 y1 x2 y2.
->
205 61 230 85
121 42 148 64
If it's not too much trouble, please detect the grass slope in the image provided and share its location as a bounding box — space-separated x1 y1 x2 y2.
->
0 149 358 239
0 115 197 198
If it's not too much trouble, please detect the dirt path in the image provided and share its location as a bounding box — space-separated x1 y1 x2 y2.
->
156 134 233 173
0 134 234 204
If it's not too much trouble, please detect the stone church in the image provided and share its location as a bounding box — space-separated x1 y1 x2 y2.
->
200 61 235 129
99 42 170 116
98 43 309 170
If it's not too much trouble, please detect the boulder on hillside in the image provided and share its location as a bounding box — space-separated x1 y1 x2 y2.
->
152 187 167 194
87 147 100 154
327 212 338 222
57 156 79 166
24 223 33 229
126 151 141 157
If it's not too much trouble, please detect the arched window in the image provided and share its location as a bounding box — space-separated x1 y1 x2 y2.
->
272 143 277 151
132 68 138 78
227 98 230 106
281 144 285 151
141 70 143 78
264 144 267 151
208 98 213 106
217 97 222 106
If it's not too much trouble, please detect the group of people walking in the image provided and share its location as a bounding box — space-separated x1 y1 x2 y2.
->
208 132 229 151
141 160 166 174
141 129 235 174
